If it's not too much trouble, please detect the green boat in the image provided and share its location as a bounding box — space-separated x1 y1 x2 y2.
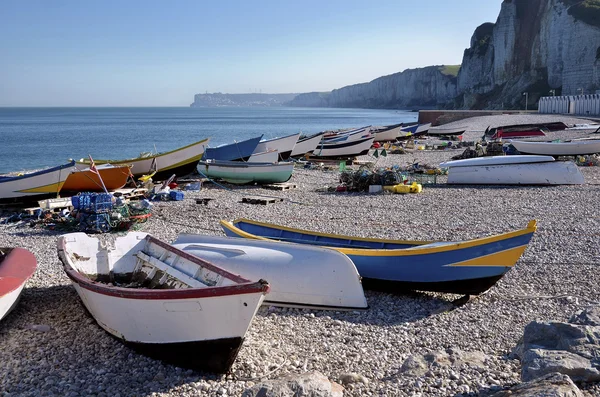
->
198 160 294 185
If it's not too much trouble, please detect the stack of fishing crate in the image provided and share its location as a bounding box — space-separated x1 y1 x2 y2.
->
71 193 114 233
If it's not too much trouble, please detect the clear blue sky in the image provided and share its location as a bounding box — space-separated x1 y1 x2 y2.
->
0 0 502 107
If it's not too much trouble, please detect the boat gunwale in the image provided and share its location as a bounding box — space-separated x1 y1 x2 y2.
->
220 218 538 257
57 234 270 300
76 138 210 165
0 248 38 296
0 161 76 182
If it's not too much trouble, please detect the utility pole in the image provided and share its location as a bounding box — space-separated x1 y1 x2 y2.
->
523 92 528 111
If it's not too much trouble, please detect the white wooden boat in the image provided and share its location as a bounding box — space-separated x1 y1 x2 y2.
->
509 139 600 156
0 161 77 203
253 133 300 161
57 232 269 373
291 132 324 158
77 138 210 181
440 155 585 185
198 160 294 184
0 248 37 321
428 126 467 136
248 150 279 163
373 124 402 142
311 136 375 158
323 126 372 143
172 235 367 311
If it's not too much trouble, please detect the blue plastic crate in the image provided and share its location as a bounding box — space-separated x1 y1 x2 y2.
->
169 191 184 201
75 193 114 213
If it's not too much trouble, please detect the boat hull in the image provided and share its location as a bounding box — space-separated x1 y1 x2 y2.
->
291 133 324 158
0 248 38 321
77 139 210 181
57 232 269 373
198 160 294 184
61 164 131 193
248 150 279 163
253 133 299 161
444 161 584 185
204 136 262 162
373 124 402 142
510 140 600 156
311 136 374 158
220 219 538 295
0 161 76 203
173 235 368 310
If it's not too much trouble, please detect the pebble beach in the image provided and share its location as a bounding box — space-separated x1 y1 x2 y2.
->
1 114 600 397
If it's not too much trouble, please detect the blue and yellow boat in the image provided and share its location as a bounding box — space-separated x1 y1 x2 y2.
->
220 218 538 295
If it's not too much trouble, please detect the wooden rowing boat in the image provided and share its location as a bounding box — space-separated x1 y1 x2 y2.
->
198 160 294 184
61 163 132 193
219 218 538 296
77 138 210 181
509 139 600 156
0 161 76 203
204 136 262 162
57 232 269 373
253 133 300 161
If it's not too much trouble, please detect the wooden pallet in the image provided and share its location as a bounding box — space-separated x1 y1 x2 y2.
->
241 196 283 205
263 183 298 191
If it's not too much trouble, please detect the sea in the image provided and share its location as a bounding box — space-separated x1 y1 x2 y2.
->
0 107 417 174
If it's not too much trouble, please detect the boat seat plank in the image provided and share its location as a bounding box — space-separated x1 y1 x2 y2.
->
135 251 207 288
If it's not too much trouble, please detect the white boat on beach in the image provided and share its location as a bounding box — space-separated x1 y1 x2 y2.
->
173 234 368 311
57 232 269 373
248 150 279 163
428 126 467 136
1 247 37 322
373 124 403 142
198 159 294 184
312 136 375 158
323 126 372 143
291 132 324 158
253 133 300 161
509 139 600 156
440 155 585 185
0 161 77 203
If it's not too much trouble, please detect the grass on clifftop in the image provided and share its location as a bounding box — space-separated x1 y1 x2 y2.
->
561 0 600 28
439 65 461 77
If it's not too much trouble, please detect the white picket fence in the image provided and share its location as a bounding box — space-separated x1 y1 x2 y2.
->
538 94 600 116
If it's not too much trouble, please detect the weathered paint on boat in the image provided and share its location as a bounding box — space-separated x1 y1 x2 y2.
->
220 218 538 295
172 234 368 310
57 232 269 373
0 248 37 321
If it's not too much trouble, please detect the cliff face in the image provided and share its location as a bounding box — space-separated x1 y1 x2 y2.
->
288 66 458 109
458 0 600 109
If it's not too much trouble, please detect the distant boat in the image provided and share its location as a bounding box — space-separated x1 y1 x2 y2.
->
290 132 324 158
322 126 372 142
0 161 76 203
253 133 300 161
485 126 546 140
1 247 37 322
204 136 262 162
397 123 431 140
427 126 467 136
57 232 269 373
509 139 600 156
61 163 132 193
77 138 210 181
440 155 585 185
372 123 403 142
198 160 294 184
311 136 374 158
220 218 538 296
172 234 368 311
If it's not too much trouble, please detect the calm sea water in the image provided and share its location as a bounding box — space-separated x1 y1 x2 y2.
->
0 107 416 174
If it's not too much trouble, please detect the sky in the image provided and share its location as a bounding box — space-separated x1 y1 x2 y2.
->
0 1 502 107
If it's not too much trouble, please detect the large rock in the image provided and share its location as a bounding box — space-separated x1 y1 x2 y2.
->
486 372 583 397
399 348 488 377
242 371 344 397
518 307 600 383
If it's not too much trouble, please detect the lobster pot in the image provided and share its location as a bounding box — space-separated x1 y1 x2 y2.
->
72 193 114 214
